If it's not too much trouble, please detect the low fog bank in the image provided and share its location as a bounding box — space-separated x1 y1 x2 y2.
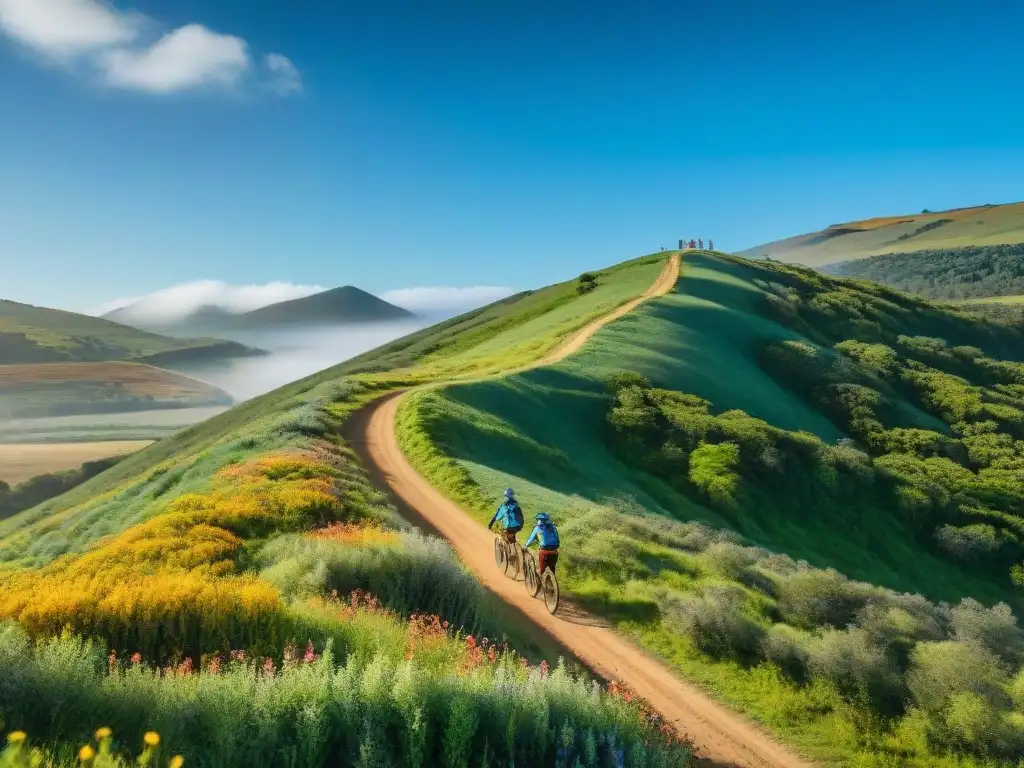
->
171 320 431 402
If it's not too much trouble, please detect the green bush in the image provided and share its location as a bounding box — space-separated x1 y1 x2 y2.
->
907 640 1011 716
762 624 810 683
688 442 742 509
658 585 765 662
777 569 874 630
807 628 903 712
945 598 1024 666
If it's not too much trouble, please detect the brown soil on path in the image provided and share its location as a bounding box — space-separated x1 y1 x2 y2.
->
347 253 815 768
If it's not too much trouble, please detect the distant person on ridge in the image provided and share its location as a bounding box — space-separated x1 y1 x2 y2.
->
524 512 560 573
488 488 525 544
699 238 704 249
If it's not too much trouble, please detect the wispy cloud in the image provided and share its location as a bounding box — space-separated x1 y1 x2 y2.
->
0 0 300 96
263 52 302 96
98 280 325 322
380 286 515 314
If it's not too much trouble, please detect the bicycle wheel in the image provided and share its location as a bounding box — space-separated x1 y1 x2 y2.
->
506 544 522 580
494 537 508 575
523 552 541 597
542 569 559 614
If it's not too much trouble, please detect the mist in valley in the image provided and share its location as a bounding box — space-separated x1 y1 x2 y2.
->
171 319 433 402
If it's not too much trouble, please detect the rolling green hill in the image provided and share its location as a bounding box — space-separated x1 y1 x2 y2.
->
0 299 263 364
738 201 1024 266
397 252 1024 764
0 253 685 767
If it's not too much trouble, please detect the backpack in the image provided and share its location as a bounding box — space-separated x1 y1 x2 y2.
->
506 501 524 528
541 522 560 548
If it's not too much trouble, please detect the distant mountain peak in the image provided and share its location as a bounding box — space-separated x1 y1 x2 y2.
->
100 285 413 336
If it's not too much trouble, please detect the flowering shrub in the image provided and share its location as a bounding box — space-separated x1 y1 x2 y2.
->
0 452 340 659
307 522 400 548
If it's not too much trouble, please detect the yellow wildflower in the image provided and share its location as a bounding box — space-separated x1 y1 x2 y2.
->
7 731 26 744
79 744 96 762
144 731 160 747
169 757 185 768
95 727 112 741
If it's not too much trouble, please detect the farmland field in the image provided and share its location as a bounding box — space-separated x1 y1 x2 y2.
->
0 362 233 419
0 405 229 444
0 441 151 485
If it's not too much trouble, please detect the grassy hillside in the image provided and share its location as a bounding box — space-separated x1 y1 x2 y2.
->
0 362 233 419
738 201 1024 266
0 299 261 364
397 252 1024 765
0 253 687 767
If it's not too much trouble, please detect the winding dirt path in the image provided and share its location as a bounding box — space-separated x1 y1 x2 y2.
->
348 254 814 768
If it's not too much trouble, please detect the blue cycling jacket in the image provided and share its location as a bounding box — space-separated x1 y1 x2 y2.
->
525 522 560 549
489 500 524 530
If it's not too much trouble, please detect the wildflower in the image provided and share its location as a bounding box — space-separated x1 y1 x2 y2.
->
262 657 276 677
303 641 317 663
130 653 142 665
144 732 160 748
95 727 112 741
7 731 26 745
169 757 185 768
108 650 118 672
79 744 96 762
539 660 550 677
176 657 194 676
283 643 297 666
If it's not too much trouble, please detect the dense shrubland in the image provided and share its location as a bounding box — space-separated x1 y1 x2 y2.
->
591 257 1024 761
824 243 1024 301
557 495 1024 762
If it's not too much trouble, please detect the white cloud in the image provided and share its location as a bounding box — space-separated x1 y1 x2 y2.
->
101 24 250 93
380 286 515 314
0 0 298 95
263 52 301 96
0 0 139 56
97 280 325 323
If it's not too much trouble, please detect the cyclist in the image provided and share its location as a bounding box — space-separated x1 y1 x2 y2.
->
524 512 560 574
487 488 525 545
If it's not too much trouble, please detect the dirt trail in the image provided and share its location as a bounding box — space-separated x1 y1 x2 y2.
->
349 254 815 768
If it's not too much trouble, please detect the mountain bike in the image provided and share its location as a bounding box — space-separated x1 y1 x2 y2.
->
522 550 559 614
493 533 522 580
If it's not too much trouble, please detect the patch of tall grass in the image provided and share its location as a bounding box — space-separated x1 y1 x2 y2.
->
0 622 689 768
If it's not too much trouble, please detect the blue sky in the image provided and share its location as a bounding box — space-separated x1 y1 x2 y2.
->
1 0 1022 314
